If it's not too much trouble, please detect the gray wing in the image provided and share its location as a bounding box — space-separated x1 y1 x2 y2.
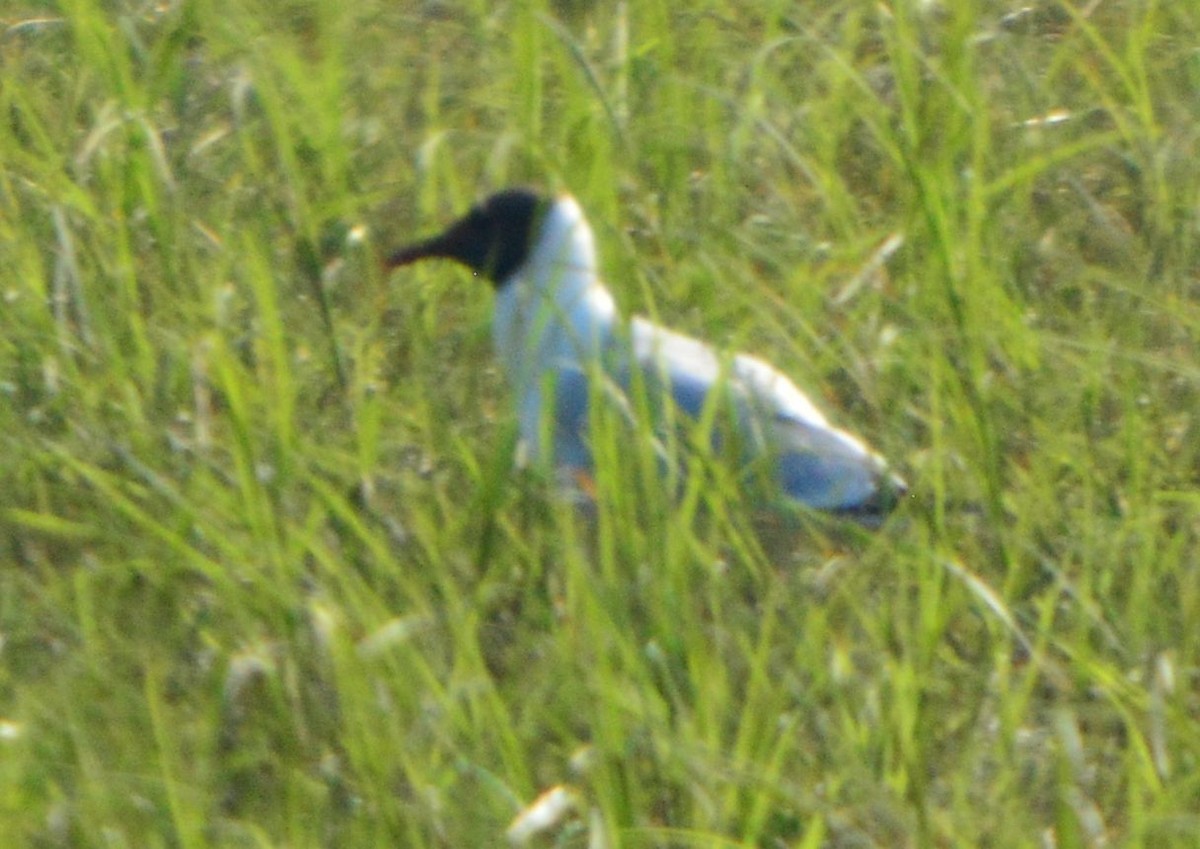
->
627 317 896 511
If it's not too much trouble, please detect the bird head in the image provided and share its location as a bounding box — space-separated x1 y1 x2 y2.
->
385 188 547 286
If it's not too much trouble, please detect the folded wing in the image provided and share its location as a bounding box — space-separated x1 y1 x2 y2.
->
628 318 898 512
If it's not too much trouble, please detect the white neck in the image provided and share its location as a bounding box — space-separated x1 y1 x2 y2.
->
492 196 617 389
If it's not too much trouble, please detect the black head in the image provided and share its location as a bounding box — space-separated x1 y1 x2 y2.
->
385 188 547 286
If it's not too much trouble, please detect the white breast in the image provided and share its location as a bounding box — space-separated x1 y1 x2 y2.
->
491 197 616 462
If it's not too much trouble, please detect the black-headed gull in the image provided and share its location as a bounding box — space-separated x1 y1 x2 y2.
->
386 188 906 521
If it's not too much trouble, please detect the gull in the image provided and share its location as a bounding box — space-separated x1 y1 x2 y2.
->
386 188 906 521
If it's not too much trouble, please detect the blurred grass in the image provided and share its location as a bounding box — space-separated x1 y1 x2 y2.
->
2 0 1199 846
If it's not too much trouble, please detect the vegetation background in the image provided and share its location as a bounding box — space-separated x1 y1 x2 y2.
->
2 0 1198 846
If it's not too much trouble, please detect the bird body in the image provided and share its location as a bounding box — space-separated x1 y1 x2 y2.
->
387 189 904 519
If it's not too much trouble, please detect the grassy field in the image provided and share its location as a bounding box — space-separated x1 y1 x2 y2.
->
2 0 1199 846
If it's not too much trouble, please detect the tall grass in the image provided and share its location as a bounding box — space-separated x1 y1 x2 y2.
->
2 0 1198 846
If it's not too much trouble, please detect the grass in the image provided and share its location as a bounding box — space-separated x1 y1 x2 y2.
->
2 0 1199 846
